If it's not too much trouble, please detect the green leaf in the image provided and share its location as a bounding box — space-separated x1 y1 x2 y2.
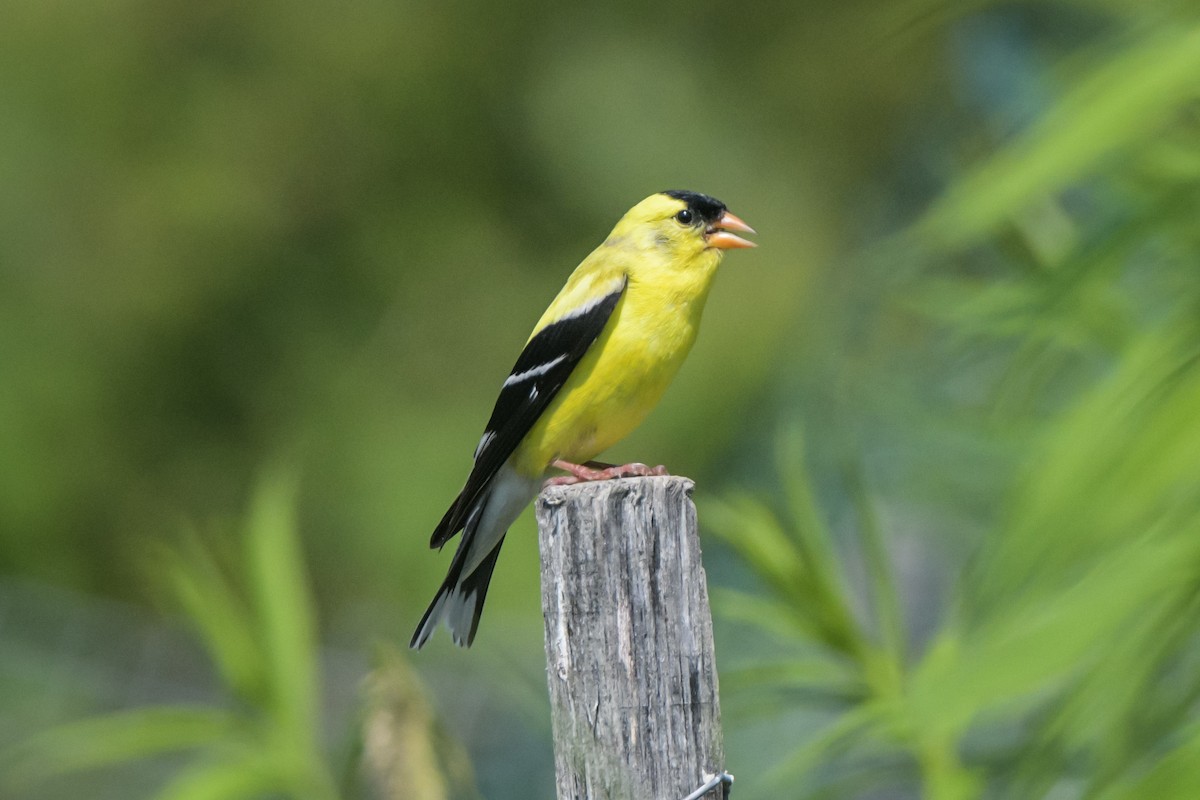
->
703 494 810 605
5 707 237 785
244 469 318 748
720 658 864 710
847 467 906 668
1097 725 1200 800
710 587 818 643
971 327 1200 613
760 704 889 793
153 751 280 800
918 22 1200 250
160 533 266 704
907 532 1200 741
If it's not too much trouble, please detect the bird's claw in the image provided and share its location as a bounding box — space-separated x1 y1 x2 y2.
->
544 459 669 487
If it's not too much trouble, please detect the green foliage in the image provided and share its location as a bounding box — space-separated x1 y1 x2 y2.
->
705 435 929 796
4 472 340 800
4 0 1200 797
711 334 1200 797
707 8 1200 798
917 21 1200 251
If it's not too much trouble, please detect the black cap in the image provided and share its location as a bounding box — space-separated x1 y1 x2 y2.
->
661 190 726 225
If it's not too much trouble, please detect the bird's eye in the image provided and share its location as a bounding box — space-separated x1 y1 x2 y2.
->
674 209 694 225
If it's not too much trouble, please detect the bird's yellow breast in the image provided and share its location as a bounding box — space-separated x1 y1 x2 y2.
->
512 253 719 474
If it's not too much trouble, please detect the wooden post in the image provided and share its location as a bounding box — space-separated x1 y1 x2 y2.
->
536 476 729 800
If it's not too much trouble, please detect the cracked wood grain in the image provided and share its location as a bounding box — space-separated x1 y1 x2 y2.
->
537 476 726 800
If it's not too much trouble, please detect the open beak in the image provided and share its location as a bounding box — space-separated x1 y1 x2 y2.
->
706 211 757 250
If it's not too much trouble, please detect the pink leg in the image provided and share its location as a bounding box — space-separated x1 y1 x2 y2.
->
544 459 670 487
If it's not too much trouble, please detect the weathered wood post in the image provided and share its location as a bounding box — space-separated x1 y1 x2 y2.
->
536 476 729 800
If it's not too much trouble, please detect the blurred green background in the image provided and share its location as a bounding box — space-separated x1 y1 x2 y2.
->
3 0 1200 798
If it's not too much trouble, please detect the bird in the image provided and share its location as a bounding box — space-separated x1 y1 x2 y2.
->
411 190 755 648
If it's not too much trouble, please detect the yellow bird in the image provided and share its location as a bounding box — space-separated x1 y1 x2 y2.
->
411 190 755 648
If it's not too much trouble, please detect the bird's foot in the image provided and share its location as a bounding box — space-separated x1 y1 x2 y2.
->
544 459 669 487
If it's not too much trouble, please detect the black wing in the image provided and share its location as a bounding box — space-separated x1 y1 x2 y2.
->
429 278 627 548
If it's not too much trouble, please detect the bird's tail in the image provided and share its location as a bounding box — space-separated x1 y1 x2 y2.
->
411 465 538 648
410 535 505 649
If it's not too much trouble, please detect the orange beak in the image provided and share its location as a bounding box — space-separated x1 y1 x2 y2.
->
706 211 757 250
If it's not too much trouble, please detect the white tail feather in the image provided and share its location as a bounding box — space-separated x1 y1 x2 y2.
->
411 464 538 648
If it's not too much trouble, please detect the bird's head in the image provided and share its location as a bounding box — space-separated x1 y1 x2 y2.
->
609 191 756 263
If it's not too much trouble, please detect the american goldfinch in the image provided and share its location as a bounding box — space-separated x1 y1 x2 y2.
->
411 190 755 648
